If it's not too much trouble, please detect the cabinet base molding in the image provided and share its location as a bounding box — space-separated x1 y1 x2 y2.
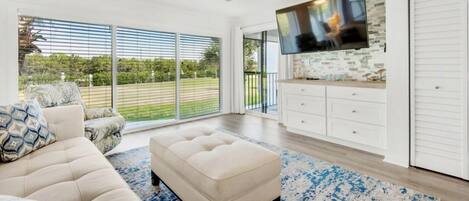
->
382 157 410 168
286 128 385 156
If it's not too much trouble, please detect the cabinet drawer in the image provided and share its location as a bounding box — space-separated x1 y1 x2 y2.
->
328 99 385 126
328 118 385 148
282 83 325 97
286 111 326 135
327 86 385 103
286 94 325 115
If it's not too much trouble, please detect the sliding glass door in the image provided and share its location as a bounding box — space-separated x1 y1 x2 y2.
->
18 16 222 125
243 30 279 115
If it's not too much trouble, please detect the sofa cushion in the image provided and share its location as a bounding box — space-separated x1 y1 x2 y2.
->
0 137 139 201
150 127 281 201
0 195 36 201
0 100 56 162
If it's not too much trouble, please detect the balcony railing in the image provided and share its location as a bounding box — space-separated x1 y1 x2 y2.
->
244 71 278 112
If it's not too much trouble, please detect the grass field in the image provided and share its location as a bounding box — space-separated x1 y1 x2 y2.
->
244 73 278 108
20 78 220 122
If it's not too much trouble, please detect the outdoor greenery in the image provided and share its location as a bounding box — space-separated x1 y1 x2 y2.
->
243 39 260 72
119 97 220 122
18 16 46 72
20 44 220 90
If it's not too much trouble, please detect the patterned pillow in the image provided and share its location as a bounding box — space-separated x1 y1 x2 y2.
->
0 100 56 162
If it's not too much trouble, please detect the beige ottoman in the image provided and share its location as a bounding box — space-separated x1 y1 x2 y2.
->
149 127 281 201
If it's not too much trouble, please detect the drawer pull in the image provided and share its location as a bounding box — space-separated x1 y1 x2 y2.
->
301 89 305 92
352 131 358 134
301 120 305 124
352 93 357 96
300 103 305 106
352 110 357 113
435 86 440 90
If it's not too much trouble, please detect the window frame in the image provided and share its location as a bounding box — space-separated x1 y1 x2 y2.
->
17 15 224 127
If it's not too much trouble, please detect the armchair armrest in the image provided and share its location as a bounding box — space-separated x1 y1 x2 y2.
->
84 108 116 120
43 105 85 141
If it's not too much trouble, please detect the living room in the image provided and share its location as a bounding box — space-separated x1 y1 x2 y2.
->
0 0 468 200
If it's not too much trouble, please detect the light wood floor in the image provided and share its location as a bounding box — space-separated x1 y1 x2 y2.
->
108 114 469 201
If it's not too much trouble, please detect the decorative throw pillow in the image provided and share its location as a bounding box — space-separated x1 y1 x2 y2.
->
0 99 56 162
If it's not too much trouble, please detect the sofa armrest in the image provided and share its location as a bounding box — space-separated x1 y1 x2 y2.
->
43 105 85 141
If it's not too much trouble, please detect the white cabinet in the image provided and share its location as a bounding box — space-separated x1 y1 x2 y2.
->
328 118 385 148
283 85 327 136
286 95 326 116
282 83 325 97
327 99 385 126
410 0 468 179
327 86 386 103
280 82 386 154
286 111 326 136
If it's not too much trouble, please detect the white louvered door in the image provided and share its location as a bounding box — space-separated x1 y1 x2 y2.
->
410 0 468 179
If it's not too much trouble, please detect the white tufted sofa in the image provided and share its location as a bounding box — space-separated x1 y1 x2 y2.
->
0 105 140 201
150 127 281 201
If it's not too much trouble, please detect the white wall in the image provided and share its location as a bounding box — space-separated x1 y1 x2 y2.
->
236 0 308 28
384 0 409 167
0 0 8 105
0 0 19 105
0 0 233 113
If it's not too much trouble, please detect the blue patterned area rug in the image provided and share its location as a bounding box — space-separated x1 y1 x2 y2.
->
107 131 438 201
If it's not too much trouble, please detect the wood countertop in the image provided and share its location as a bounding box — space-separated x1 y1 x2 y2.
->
278 79 386 89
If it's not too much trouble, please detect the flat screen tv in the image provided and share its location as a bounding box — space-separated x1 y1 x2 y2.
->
276 0 369 55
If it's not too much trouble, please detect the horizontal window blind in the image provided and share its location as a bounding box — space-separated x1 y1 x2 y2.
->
18 16 112 108
18 16 223 123
179 34 221 119
116 27 177 122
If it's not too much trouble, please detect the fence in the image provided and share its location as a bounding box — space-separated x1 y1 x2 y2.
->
244 71 278 111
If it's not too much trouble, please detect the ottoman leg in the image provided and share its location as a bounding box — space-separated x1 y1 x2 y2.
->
151 171 160 186
273 197 281 201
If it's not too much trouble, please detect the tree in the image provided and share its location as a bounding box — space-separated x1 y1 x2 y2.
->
199 41 221 78
18 16 46 75
243 39 259 72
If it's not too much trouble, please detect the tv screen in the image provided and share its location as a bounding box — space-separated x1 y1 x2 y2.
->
276 0 369 55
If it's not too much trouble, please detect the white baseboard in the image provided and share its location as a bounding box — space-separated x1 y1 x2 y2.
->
123 113 224 134
287 128 386 156
383 156 410 168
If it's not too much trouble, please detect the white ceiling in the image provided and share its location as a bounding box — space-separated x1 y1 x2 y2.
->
144 0 309 17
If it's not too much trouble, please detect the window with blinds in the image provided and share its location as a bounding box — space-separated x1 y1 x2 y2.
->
18 16 112 108
18 16 222 123
179 34 221 119
116 27 177 122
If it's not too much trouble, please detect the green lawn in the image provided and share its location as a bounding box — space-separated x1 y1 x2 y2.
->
118 98 220 122
20 78 220 122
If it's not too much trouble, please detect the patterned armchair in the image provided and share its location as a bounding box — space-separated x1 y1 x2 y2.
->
25 82 125 154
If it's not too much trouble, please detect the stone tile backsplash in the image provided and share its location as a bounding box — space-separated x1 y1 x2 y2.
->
292 0 386 81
